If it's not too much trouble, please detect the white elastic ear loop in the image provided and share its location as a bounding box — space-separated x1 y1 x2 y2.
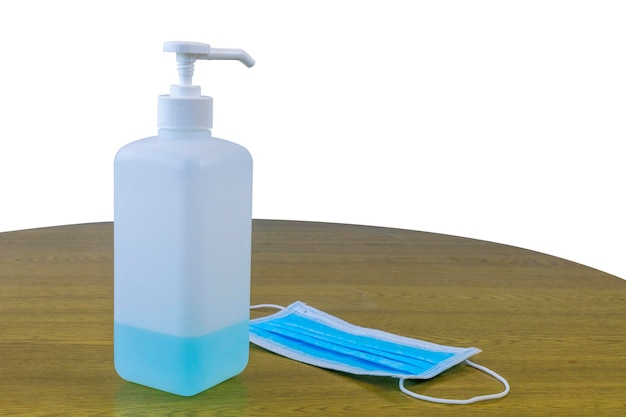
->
250 304 286 311
399 360 510 404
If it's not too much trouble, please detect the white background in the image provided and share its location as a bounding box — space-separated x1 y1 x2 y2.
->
1 1 624 280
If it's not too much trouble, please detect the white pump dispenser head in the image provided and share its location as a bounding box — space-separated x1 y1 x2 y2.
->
157 41 255 130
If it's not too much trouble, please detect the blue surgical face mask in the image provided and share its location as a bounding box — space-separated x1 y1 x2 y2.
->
249 301 509 405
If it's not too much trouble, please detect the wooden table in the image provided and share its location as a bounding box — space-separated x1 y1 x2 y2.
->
1 220 625 416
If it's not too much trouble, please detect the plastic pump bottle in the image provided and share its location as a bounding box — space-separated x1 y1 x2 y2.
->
114 41 255 396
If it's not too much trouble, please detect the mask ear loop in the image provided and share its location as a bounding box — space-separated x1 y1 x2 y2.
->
250 304 286 319
250 304 286 311
399 360 510 404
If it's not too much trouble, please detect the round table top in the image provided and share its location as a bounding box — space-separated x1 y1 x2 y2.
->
1 220 624 416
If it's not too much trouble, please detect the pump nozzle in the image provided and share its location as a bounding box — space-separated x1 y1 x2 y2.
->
164 41 255 67
158 41 254 130
164 41 255 86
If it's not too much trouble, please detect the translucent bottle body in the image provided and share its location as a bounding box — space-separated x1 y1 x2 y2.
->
114 129 252 396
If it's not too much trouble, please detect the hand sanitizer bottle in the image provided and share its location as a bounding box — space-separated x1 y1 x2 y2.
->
114 41 255 396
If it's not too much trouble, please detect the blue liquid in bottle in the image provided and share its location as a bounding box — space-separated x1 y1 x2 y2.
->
114 320 249 396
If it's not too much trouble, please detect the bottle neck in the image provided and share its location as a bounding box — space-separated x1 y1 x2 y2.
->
158 128 212 140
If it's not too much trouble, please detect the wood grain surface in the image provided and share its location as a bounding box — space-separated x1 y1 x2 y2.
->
0 220 624 416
